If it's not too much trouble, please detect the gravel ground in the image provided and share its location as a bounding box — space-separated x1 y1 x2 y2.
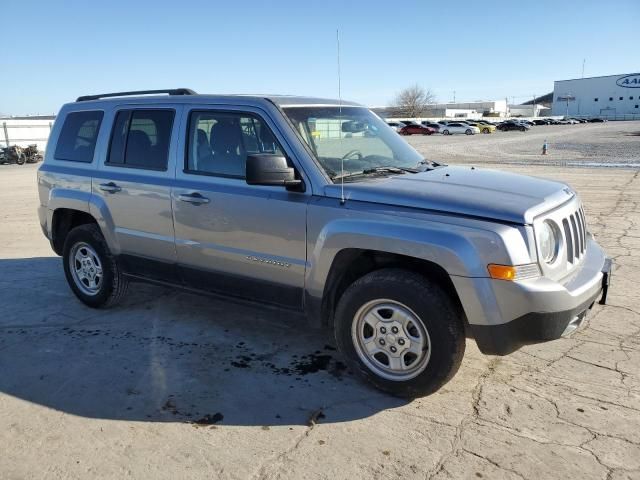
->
1 148 639 479
406 121 640 168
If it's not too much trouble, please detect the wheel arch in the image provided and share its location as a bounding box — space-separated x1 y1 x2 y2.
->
51 208 99 255
315 248 465 329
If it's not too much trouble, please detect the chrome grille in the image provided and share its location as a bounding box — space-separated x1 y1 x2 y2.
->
562 207 587 264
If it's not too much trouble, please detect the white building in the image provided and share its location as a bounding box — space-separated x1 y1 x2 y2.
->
426 100 508 117
508 104 550 118
374 99 508 121
552 73 640 118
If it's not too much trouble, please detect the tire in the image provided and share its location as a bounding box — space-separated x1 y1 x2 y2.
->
334 268 465 398
62 224 128 308
443 130 450 135
482 128 489 134
16 153 26 165
520 127 526 132
465 129 472 135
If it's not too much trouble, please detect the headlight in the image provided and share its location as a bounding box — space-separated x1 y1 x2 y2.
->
538 220 560 264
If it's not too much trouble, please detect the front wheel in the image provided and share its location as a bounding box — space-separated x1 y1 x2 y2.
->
334 269 465 397
520 127 526 131
465 129 472 135
63 224 128 308
443 130 450 135
16 153 26 165
482 128 490 134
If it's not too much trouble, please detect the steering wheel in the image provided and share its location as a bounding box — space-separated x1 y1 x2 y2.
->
341 150 363 161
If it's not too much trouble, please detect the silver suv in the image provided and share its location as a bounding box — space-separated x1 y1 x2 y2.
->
37 89 611 397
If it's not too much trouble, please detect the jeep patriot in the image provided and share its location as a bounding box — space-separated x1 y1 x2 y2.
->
37 89 611 396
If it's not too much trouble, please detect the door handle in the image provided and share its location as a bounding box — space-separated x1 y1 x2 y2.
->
178 192 210 205
99 182 121 193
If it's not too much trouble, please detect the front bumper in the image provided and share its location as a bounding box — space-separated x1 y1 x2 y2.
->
455 238 611 356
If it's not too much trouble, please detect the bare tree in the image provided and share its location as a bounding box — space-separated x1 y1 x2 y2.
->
391 85 436 117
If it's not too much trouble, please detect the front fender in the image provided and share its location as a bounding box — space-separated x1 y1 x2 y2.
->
305 217 507 301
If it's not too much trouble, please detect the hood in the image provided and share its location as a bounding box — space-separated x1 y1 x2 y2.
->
324 165 574 224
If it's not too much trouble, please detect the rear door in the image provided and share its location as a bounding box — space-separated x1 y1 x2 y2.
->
92 104 183 281
171 104 309 309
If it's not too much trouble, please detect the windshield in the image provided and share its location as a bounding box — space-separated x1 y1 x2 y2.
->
282 106 427 181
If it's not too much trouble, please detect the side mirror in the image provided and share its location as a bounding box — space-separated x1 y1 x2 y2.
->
246 154 302 189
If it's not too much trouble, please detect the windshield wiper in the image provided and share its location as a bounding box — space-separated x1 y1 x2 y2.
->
332 166 415 181
363 166 419 174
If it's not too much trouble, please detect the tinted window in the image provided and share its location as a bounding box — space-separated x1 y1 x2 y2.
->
186 111 283 178
54 111 103 162
107 109 174 170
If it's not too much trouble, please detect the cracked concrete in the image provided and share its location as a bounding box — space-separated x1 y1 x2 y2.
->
1 137 639 479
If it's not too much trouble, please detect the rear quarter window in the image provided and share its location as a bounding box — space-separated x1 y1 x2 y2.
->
54 111 103 162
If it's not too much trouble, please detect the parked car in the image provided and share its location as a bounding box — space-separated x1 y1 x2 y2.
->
533 119 549 126
421 122 442 133
399 124 435 135
440 123 480 135
37 88 611 397
497 121 529 132
466 121 496 134
387 121 406 132
588 118 606 123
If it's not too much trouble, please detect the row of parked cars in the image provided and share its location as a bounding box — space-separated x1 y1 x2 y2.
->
387 117 606 136
387 120 495 136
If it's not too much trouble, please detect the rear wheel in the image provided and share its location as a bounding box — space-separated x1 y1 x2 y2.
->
443 130 450 135
465 129 472 135
482 128 489 134
520 126 526 131
334 269 466 397
16 153 26 165
63 224 128 308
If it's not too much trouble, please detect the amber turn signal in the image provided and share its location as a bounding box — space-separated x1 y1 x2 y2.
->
487 263 540 281
487 264 516 280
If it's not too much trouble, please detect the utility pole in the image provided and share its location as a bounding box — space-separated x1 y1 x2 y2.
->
453 90 456 103
581 59 585 78
533 94 536 118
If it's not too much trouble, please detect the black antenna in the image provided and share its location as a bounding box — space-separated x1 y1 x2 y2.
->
337 29 345 205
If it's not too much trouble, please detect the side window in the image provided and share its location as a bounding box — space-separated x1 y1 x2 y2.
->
107 109 174 170
186 111 283 178
54 111 103 162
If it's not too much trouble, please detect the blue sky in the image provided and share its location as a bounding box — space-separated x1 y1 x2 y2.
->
1 0 638 115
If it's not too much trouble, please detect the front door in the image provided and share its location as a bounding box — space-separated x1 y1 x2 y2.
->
171 106 309 309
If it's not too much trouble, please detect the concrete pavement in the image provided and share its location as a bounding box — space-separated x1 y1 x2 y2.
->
0 163 639 479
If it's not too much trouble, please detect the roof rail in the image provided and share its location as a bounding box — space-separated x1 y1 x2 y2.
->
76 88 197 102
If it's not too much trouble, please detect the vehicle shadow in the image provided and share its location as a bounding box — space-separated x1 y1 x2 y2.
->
0 257 406 427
